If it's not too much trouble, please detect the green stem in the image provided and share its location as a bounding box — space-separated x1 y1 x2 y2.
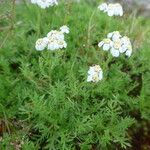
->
87 9 96 49
37 9 42 36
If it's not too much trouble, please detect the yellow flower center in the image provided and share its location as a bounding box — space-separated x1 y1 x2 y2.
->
103 39 111 44
92 74 99 82
94 65 101 72
114 40 121 49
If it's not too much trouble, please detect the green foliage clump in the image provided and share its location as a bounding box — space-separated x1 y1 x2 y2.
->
0 0 150 149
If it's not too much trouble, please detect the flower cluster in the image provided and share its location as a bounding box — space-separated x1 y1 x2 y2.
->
31 0 58 9
98 31 132 57
35 25 69 51
87 65 103 83
98 3 123 17
32 1 134 84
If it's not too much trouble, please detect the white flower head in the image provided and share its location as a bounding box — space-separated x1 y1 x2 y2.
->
98 3 108 12
31 0 58 9
47 30 64 41
35 26 69 51
57 40 67 49
98 32 133 58
47 30 67 51
109 38 122 57
35 37 49 51
107 4 115 17
107 31 122 41
110 48 120 57
98 3 123 17
125 45 132 57
87 65 103 83
98 38 113 51
47 39 60 51
60 25 70 34
31 0 37 4
114 3 123 16
47 39 67 51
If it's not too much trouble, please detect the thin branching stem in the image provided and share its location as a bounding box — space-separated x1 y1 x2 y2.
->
87 9 96 49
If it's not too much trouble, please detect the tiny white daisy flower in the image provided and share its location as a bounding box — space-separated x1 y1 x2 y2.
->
87 65 103 83
47 30 64 41
110 48 120 57
35 37 49 51
98 3 123 17
98 3 108 12
35 26 69 51
37 0 49 9
98 38 113 51
31 0 37 4
47 30 67 50
60 25 70 34
32 0 58 9
119 36 130 53
125 45 132 57
114 3 123 16
47 39 59 51
58 40 67 49
107 4 115 17
107 31 122 41
110 39 122 57
98 32 133 58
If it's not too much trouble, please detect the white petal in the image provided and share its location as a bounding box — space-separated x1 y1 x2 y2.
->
107 32 113 38
125 50 132 57
110 48 120 57
60 25 69 34
88 67 95 75
119 8 123 16
98 3 108 12
103 44 110 51
35 37 48 51
107 9 114 17
98 71 103 80
31 0 37 4
87 75 93 82
119 45 127 53
112 34 121 41
98 41 104 47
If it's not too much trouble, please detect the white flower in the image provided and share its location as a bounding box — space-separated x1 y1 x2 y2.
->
107 31 122 41
57 40 67 49
47 30 64 41
31 0 58 9
125 45 132 57
47 39 67 51
107 3 123 17
35 37 49 51
114 3 123 16
60 25 70 34
47 39 59 51
98 3 108 12
87 65 103 83
98 38 113 51
107 4 115 17
110 39 122 57
46 26 69 51
119 36 130 53
37 0 49 9
35 26 69 51
121 36 132 57
47 30 67 51
98 31 133 57
98 3 123 17
31 0 37 4
110 48 120 57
